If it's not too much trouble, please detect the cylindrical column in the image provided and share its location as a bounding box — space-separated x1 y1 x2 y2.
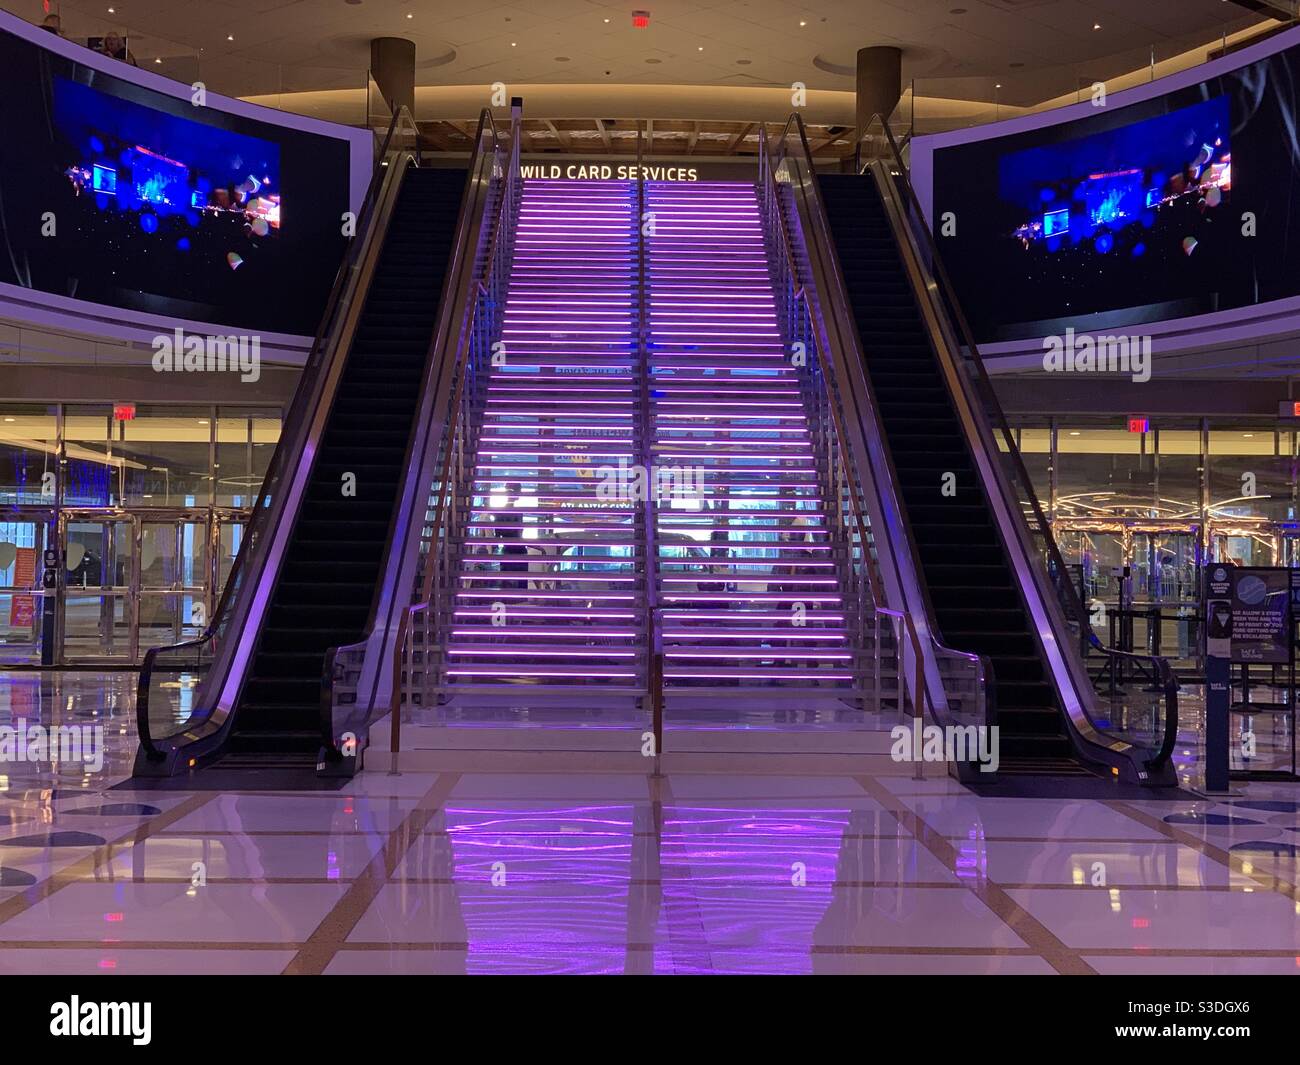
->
855 45 902 143
370 36 416 116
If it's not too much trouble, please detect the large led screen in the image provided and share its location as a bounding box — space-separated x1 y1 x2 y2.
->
929 34 1300 343
0 24 353 335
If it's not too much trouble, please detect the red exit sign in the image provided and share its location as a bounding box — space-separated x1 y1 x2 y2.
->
1127 416 1149 433
113 403 136 421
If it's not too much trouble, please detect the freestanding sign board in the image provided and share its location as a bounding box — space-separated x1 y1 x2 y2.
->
1223 567 1291 663
1202 565 1298 788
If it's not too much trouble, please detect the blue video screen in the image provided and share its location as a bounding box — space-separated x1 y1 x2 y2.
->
0 24 351 334
1001 97 1230 263
927 55 1300 344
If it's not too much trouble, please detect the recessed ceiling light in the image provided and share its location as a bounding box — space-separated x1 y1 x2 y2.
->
1093 23 1102 31
227 35 234 41
154 57 161 64
603 17 611 23
108 6 116 13
1069 431 1081 436
697 46 704 51
406 12 413 17
3 417 14 423
510 42 517 47
799 20 807 26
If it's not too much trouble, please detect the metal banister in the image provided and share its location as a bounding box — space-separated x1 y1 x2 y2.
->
758 115 995 774
385 103 524 757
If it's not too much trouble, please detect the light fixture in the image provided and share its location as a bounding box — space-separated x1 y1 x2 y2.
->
1093 23 1101 31
227 34 235 41
154 57 161 64
799 20 807 27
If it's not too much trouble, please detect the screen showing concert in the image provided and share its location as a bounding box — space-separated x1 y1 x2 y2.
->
55 76 282 278
1002 97 1230 263
0 25 351 334
928 39 1300 343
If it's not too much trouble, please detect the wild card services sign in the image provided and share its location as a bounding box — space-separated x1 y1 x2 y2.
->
520 163 699 181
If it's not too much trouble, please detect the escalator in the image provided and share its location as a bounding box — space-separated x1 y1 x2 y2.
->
222 167 466 766
133 107 520 780
819 174 1079 773
792 127 1178 785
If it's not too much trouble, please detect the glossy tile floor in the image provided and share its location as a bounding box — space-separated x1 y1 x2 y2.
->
0 672 1297 975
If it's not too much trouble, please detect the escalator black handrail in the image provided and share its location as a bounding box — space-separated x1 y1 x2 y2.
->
136 107 418 760
863 115 1179 775
761 114 996 744
319 105 516 759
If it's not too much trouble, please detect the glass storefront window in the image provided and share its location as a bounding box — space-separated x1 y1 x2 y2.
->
1207 427 1295 523
1 401 277 664
1154 425 1202 521
215 407 281 507
1011 424 1051 517
1055 422 1154 519
119 406 213 507
63 405 115 506
0 403 57 505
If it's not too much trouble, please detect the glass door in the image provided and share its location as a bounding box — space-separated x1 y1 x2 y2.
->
1131 529 1200 666
0 515 51 665
138 516 210 651
59 513 138 662
1211 527 1279 568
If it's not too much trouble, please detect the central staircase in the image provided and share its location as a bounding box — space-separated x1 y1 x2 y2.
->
438 178 860 707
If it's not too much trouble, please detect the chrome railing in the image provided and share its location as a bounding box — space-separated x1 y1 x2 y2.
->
136 107 422 767
855 115 1178 783
321 105 521 771
385 105 524 751
759 115 993 777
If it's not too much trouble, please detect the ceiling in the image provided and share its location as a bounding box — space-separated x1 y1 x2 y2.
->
12 0 1265 105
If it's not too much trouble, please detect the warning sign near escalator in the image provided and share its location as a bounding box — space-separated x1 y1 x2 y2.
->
1203 565 1292 664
